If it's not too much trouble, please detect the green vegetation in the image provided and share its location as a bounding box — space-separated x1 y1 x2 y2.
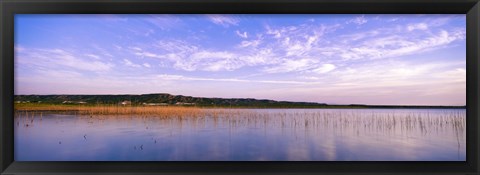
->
14 94 465 109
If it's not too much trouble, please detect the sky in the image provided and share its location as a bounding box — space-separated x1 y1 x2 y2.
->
14 14 466 105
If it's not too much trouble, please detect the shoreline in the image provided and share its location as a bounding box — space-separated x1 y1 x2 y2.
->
14 103 466 112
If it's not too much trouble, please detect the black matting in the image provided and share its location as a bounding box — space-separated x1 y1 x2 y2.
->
1 0 479 174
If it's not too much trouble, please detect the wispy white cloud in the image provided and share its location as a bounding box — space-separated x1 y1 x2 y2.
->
143 63 151 68
238 48 276 66
16 48 114 72
330 61 465 87
261 24 335 63
334 29 465 61
154 40 199 54
92 44 114 58
235 30 248 38
125 17 464 76
387 18 399 22
85 54 100 59
123 59 141 68
144 14 182 31
238 39 261 48
407 23 428 31
339 30 380 43
144 29 155 36
149 39 275 72
300 76 320 80
179 51 240 71
432 68 466 83
156 74 313 85
135 51 164 59
129 47 143 51
207 15 239 27
113 45 122 50
311 64 336 74
347 15 368 25
263 59 318 73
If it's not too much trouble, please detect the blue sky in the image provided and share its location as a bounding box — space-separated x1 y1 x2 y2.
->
14 14 466 105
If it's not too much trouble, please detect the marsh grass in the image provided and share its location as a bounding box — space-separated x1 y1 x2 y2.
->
14 104 466 139
15 104 206 116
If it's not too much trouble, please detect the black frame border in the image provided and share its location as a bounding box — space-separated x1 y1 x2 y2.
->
1 0 479 174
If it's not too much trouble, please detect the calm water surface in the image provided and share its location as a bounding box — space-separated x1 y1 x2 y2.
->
15 108 466 161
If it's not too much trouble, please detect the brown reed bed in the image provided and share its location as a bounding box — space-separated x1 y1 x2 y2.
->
14 104 466 133
15 104 211 116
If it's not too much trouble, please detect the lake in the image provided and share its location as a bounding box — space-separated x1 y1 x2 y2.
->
14 108 466 161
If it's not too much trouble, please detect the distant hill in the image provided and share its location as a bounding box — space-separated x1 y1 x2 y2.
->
14 93 328 108
14 93 465 109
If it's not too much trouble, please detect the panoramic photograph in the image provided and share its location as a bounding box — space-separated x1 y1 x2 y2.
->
14 14 466 161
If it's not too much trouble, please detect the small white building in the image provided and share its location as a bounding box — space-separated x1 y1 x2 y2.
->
120 100 132 105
